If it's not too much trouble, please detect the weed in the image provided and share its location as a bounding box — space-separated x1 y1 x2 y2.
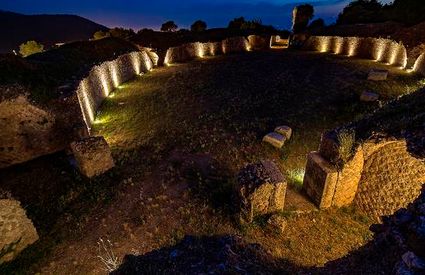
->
337 128 355 166
97 238 121 272
287 169 305 190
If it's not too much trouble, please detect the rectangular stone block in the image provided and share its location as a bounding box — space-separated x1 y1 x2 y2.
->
70 136 115 178
302 152 338 209
274 126 292 140
368 69 388 81
263 132 287 149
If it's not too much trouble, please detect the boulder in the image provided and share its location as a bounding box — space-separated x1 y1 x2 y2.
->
267 214 287 234
263 132 287 149
70 136 115 178
368 69 388 81
360 91 380 102
302 152 338 209
274 126 292 140
235 160 287 224
0 199 39 264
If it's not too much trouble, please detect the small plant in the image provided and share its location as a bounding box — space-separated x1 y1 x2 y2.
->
19 40 44 57
287 168 305 190
97 238 120 272
337 128 355 165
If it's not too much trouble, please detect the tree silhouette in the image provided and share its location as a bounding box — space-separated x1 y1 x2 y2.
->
292 4 314 33
191 20 207 32
161 21 178 32
19 40 44 57
109 28 135 40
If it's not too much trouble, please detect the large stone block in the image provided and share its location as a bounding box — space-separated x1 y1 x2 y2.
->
0 199 39 264
302 152 338 209
70 136 115 178
235 160 287 224
360 91 379 102
274 126 292 140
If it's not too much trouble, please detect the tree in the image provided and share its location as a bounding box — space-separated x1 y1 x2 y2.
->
336 0 383 25
308 18 325 29
228 17 247 29
161 21 178 32
93 30 110 40
191 20 207 32
109 27 135 40
292 4 314 33
19 40 44 57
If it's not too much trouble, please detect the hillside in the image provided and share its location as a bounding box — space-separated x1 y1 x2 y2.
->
0 11 108 53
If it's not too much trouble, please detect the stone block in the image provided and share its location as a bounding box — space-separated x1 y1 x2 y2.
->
0 199 39 264
262 132 287 149
274 126 292 140
235 160 287 224
302 152 338 209
318 131 339 164
70 136 115 178
368 69 388 81
360 91 380 102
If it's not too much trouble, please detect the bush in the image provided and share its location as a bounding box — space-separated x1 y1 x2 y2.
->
191 20 207 32
337 129 356 165
161 21 178 32
19 40 44 57
93 30 110 40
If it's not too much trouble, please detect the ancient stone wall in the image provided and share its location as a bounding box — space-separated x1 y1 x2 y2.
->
413 53 425 76
303 36 408 68
303 134 425 221
164 36 253 65
76 51 154 130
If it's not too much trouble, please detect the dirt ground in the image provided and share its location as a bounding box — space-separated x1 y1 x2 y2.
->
1 49 424 274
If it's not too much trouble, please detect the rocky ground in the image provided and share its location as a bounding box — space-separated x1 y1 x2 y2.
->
1 50 424 274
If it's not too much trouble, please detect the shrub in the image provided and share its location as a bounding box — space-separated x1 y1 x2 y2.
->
191 20 207 32
19 40 44 57
161 21 178 32
337 129 356 165
93 30 110 40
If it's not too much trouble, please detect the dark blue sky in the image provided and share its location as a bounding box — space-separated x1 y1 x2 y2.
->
0 0 392 30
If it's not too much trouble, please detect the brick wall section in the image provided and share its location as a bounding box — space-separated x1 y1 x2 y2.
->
354 140 425 220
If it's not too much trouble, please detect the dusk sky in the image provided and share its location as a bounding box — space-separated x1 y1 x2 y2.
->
1 0 393 30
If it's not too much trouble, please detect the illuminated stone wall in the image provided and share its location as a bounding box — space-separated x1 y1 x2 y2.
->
303 134 425 221
413 53 425 76
303 36 408 68
76 51 154 130
164 37 251 65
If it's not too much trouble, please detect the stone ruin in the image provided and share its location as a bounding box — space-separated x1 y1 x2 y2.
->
234 160 287 224
0 199 38 264
70 136 115 178
303 131 425 220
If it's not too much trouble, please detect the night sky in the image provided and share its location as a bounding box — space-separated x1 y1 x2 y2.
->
0 0 392 30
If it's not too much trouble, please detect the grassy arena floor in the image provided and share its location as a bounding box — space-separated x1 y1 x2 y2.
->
3 49 424 274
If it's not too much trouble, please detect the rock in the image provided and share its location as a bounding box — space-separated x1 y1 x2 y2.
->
360 91 380 102
267 215 287 234
262 132 287 149
368 69 388 81
274 126 292 140
0 199 39 264
70 136 115 178
235 160 287 224
302 152 338 209
247 35 269 50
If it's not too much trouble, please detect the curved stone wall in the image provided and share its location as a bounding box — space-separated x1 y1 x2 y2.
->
303 36 408 68
164 36 251 65
76 51 154 130
413 53 425 76
354 140 425 220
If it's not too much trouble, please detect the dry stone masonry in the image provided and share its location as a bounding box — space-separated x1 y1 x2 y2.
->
70 136 115 178
303 132 425 220
0 199 39 264
235 160 287 224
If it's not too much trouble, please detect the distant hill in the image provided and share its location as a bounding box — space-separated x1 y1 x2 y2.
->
0 11 108 53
